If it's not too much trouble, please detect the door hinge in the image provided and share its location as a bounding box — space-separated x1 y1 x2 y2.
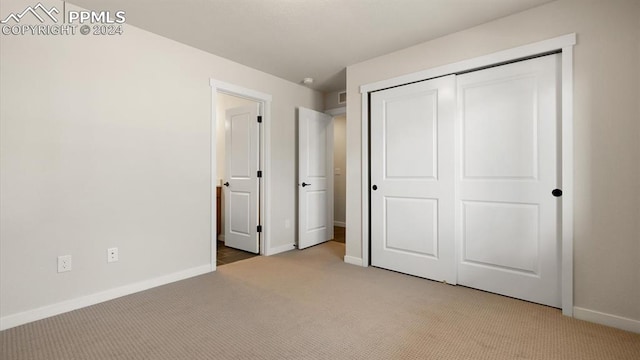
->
257 115 262 123
257 170 262 178
257 225 262 233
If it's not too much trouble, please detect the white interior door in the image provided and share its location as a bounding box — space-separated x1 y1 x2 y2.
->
298 107 334 249
455 54 560 307
224 104 259 254
370 75 456 283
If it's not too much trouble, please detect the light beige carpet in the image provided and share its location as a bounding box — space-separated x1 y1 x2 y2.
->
1 241 639 359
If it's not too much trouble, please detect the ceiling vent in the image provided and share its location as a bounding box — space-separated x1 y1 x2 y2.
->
338 91 347 104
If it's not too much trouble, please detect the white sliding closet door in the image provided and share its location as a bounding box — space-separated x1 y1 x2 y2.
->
370 75 456 284
369 54 561 307
455 54 561 307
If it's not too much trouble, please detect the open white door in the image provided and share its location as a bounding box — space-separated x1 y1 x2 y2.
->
224 104 260 254
370 75 457 284
298 107 334 249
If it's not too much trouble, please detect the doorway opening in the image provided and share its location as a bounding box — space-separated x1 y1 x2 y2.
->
216 93 261 266
210 79 272 271
332 113 347 246
295 105 345 258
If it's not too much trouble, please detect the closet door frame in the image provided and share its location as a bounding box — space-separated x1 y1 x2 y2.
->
359 33 576 316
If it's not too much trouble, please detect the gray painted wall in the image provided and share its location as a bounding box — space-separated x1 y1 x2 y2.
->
0 0 323 323
324 90 346 111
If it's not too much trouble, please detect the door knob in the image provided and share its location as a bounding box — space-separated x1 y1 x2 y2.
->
372 185 378 191
301 182 311 187
552 189 562 197
223 182 230 187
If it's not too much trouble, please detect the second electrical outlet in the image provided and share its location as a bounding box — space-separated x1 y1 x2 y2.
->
107 247 118 263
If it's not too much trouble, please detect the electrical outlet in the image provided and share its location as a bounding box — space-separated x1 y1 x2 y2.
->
285 219 291 229
107 247 118 263
58 255 72 273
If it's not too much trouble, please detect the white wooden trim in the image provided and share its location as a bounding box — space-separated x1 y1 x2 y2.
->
561 45 574 317
574 307 640 334
209 79 273 102
210 80 273 267
328 118 335 241
325 106 346 116
0 265 211 331
344 255 364 266
210 88 219 272
361 92 370 268
360 33 576 94
360 33 576 315
263 100 272 257
334 221 346 227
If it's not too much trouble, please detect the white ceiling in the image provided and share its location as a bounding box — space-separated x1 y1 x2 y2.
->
69 0 553 92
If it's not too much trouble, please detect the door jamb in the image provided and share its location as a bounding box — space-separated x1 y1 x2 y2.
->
297 107 337 248
324 107 346 232
210 79 273 271
359 33 576 316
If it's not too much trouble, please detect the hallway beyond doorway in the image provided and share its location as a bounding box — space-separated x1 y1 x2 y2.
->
332 226 345 243
216 241 258 266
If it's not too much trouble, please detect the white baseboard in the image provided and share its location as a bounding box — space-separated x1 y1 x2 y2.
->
266 243 296 256
0 265 211 331
334 221 346 227
344 255 364 267
573 306 640 334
